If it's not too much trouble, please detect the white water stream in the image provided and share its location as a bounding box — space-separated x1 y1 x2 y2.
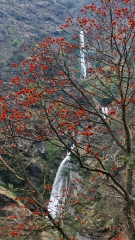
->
80 30 87 79
48 32 87 219
101 107 108 119
48 148 74 218
48 31 109 219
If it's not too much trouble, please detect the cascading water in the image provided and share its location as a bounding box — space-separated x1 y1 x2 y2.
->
48 33 86 219
48 32 87 219
48 147 74 218
101 107 108 119
80 30 87 79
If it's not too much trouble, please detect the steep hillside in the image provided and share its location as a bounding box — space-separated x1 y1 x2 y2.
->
0 0 69 81
55 0 100 15
0 0 101 81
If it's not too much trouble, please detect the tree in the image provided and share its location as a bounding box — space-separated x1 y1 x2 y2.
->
0 0 135 239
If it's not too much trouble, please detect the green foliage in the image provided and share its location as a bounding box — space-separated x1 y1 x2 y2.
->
119 155 135 168
11 39 19 47
7 26 17 35
37 183 44 193
0 179 6 187
113 214 122 227
0 167 23 189
0 153 25 189
47 140 62 164
11 38 24 47
3 67 9 72
8 183 13 190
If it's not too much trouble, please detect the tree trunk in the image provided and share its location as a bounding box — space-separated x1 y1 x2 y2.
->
123 164 135 240
123 202 135 240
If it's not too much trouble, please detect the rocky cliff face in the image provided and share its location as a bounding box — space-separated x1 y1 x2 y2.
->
0 0 69 81
0 0 102 82
0 187 31 231
0 186 56 240
55 0 100 16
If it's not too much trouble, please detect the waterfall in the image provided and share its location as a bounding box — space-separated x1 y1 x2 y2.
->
48 146 74 218
101 107 108 119
80 30 87 79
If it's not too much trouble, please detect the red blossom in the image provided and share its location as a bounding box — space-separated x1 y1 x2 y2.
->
112 166 118 171
42 64 48 70
109 109 116 115
88 197 94 201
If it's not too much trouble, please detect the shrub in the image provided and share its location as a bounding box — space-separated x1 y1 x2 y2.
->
11 39 19 47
